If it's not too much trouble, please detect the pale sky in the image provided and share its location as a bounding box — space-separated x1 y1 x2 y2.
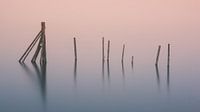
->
0 0 200 49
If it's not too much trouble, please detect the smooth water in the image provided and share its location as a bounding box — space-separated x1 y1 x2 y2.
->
0 32 200 112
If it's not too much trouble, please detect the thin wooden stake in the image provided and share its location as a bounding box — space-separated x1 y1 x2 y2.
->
74 37 77 60
121 44 125 62
31 22 47 65
102 37 105 61
155 45 161 65
167 44 170 66
167 44 170 92
19 22 47 64
40 22 47 65
107 40 110 61
19 31 42 63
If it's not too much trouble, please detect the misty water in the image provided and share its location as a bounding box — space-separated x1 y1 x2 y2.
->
1 29 200 112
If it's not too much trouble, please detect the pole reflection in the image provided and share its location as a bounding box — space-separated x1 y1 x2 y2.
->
107 60 110 83
73 59 77 87
20 62 47 109
121 61 125 84
155 64 160 91
167 64 170 93
102 60 105 83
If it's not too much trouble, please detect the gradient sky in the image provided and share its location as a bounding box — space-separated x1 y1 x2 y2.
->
1 0 199 29
0 0 200 59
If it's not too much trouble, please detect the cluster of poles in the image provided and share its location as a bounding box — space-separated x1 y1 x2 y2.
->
19 22 47 66
73 37 170 67
155 44 171 90
19 22 171 89
19 22 170 72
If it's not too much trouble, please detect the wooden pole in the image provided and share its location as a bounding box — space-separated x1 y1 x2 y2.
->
155 45 161 65
121 44 125 62
31 37 43 63
121 61 125 76
31 22 47 64
74 37 77 60
107 40 110 61
19 31 42 63
19 22 47 64
102 37 105 61
167 44 170 66
40 22 47 65
167 44 170 91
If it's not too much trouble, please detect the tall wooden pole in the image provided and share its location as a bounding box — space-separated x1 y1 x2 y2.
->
167 44 170 66
155 45 161 65
19 31 42 63
19 22 47 64
74 37 77 60
40 22 47 65
107 40 110 61
102 37 105 62
31 22 47 65
167 44 170 91
121 44 125 62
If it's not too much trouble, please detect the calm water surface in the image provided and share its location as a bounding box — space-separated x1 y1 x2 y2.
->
0 33 200 112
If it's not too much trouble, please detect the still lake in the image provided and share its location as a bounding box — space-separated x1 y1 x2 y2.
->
0 25 200 112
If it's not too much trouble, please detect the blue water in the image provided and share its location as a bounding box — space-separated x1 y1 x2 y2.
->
0 36 200 112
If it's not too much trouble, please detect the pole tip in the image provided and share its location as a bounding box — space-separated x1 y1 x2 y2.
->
41 22 46 30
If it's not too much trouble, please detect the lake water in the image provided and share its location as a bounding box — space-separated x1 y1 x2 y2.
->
0 28 200 112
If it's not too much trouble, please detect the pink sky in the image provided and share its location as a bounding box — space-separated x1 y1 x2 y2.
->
0 0 200 57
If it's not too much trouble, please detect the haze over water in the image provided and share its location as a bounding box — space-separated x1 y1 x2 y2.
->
0 0 200 112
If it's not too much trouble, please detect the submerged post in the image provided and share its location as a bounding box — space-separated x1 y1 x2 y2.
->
74 37 77 60
121 44 125 62
107 40 110 61
155 45 161 65
102 37 105 61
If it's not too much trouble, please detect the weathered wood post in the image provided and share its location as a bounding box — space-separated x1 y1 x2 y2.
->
107 40 110 61
167 44 170 91
167 44 170 66
31 22 47 65
155 45 161 65
102 37 105 62
73 37 77 60
121 60 125 76
19 22 47 64
19 31 42 63
39 22 47 65
121 44 125 62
